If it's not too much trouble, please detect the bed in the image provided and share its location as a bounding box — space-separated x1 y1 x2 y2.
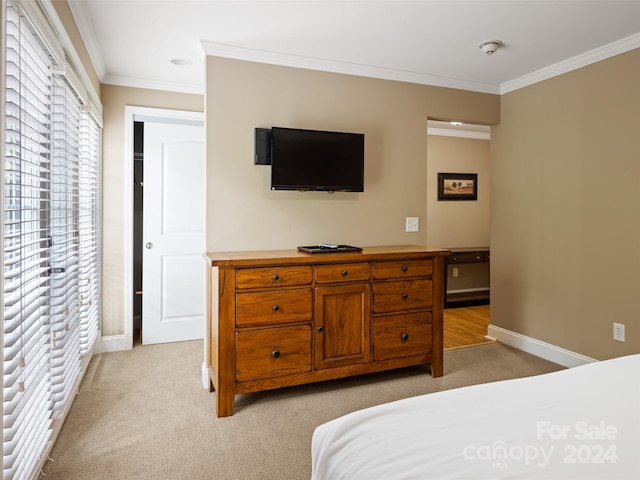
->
312 354 640 479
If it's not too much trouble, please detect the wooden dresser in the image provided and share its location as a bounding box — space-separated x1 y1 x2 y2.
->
204 245 449 417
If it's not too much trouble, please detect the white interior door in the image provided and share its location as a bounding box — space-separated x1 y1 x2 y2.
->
142 121 205 344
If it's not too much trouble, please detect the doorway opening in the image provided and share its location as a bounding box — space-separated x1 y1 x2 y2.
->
426 119 493 350
124 106 205 349
133 121 144 345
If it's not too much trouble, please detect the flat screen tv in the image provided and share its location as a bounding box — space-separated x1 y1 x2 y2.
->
270 127 364 192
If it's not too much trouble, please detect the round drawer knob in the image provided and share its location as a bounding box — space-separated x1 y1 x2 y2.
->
272 304 280 311
317 326 323 332
272 273 279 281
401 333 409 342
342 270 348 276
402 293 408 299
272 349 280 358
401 265 408 272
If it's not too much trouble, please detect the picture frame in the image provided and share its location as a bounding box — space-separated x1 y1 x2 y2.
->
437 173 478 201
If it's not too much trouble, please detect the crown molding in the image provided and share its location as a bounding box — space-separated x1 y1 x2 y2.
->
200 40 500 95
102 74 204 95
67 0 106 81
65 5 639 98
500 32 640 94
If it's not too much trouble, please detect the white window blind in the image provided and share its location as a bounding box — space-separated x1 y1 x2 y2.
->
3 5 54 480
78 112 100 355
49 75 81 415
3 2 102 479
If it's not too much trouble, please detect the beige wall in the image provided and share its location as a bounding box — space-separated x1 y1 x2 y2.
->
491 48 640 359
426 135 491 248
100 85 203 336
205 56 499 255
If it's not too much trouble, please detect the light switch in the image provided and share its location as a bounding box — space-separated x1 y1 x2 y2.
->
405 217 419 232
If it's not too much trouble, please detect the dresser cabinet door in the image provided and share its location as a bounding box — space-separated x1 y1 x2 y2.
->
235 326 312 382
315 284 371 369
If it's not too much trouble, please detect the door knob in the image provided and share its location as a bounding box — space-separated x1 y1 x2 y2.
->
145 242 153 249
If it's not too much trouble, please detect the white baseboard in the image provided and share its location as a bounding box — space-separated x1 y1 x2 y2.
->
202 362 209 389
487 324 597 368
101 334 129 353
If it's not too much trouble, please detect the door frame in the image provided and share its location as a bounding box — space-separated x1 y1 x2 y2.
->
123 106 205 350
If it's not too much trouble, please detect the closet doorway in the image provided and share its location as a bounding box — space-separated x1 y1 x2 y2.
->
126 107 205 347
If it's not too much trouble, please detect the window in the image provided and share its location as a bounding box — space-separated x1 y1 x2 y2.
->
2 2 102 479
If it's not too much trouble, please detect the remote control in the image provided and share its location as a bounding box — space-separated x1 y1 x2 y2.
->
319 243 339 249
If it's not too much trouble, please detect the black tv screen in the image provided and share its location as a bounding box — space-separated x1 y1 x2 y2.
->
270 127 364 192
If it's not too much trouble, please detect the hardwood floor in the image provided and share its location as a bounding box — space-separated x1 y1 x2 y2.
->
443 304 494 350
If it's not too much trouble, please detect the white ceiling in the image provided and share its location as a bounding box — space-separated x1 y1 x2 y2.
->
69 0 640 96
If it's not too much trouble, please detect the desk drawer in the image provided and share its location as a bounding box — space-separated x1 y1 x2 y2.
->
373 259 432 280
448 252 487 264
236 289 312 327
235 326 312 382
373 279 432 313
236 266 312 289
373 312 432 361
315 263 371 283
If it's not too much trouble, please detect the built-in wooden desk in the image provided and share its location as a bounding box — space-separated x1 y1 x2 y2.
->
445 247 490 307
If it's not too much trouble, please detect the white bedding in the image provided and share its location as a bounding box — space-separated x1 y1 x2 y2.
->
312 354 640 479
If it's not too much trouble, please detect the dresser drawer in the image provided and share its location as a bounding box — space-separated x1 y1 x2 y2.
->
372 259 432 280
373 312 432 361
372 278 432 313
315 262 371 283
236 266 312 289
235 326 312 382
236 289 312 327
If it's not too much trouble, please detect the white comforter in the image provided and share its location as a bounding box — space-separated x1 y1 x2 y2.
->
312 354 640 479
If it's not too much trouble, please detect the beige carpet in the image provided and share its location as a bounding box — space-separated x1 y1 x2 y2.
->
40 341 562 480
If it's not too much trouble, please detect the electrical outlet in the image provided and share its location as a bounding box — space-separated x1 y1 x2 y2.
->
452 267 459 278
613 322 625 342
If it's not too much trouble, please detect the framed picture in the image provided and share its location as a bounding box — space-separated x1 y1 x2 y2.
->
437 173 478 201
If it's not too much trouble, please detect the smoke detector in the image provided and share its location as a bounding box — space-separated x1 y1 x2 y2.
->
479 40 502 55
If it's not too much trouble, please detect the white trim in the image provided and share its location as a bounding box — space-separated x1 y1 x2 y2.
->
427 127 490 140
63 2 640 98
101 334 127 353
202 362 209 390
426 120 491 140
123 107 135 351
103 74 204 95
66 0 106 80
123 106 205 352
487 324 597 368
501 32 640 94
201 40 499 95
